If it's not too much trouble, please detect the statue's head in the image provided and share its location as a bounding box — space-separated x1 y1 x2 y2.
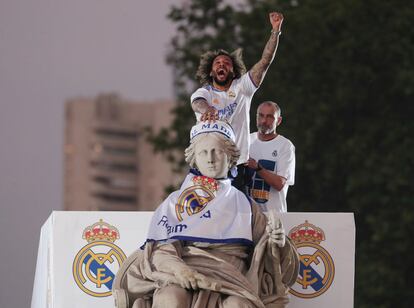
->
185 121 240 179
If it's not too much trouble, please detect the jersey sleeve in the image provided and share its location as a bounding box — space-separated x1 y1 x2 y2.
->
190 87 211 104
277 143 296 185
239 72 259 96
190 87 212 121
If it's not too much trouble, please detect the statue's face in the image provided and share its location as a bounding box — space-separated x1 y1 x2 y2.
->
194 134 229 179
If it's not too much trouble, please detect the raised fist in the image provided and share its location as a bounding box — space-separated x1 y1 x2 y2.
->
269 12 284 31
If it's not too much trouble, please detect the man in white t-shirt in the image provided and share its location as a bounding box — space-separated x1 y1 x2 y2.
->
246 101 295 213
190 12 284 189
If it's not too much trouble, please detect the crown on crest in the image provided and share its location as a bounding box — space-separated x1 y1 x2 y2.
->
192 175 218 192
288 220 325 244
82 219 120 243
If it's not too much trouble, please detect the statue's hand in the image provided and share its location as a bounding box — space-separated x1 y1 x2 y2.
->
266 213 286 248
173 268 206 290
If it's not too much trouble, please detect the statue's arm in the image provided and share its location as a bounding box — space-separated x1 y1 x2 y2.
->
151 241 187 273
151 242 207 290
251 204 299 287
251 202 268 244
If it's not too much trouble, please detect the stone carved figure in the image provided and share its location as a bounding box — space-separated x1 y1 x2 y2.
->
112 121 299 308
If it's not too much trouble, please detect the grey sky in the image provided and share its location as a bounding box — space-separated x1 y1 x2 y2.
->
0 1 177 306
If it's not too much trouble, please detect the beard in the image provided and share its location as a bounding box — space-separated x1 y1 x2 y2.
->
212 71 235 86
257 124 276 135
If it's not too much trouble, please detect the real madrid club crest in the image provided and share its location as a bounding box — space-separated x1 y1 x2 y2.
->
227 90 236 98
73 219 126 297
175 176 218 221
289 220 335 299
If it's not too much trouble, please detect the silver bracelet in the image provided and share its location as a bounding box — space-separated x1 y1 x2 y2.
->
271 29 282 36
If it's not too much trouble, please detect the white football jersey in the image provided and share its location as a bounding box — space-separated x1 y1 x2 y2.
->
191 73 258 165
248 133 295 212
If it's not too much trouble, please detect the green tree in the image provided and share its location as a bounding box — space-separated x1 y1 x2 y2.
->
150 0 414 306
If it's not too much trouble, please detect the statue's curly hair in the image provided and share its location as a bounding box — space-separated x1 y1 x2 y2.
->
195 48 247 86
184 133 240 171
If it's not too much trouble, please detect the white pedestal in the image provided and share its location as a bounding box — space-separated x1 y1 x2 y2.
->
31 211 355 308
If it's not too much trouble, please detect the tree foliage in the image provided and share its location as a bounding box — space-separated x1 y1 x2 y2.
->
150 0 414 306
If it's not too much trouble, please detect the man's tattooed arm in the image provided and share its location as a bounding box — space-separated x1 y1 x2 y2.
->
192 98 218 122
192 98 210 114
249 12 284 87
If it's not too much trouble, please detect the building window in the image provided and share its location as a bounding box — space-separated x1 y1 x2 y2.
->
94 128 137 139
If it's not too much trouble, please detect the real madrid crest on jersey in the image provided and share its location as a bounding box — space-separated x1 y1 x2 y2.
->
73 219 126 297
175 175 218 221
288 220 335 298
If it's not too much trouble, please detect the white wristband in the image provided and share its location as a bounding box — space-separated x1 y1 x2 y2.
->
271 29 282 36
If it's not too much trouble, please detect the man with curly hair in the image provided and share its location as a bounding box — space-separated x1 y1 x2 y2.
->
191 12 284 190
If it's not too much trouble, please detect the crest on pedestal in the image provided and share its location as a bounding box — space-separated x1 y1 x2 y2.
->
288 220 335 299
72 219 126 297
